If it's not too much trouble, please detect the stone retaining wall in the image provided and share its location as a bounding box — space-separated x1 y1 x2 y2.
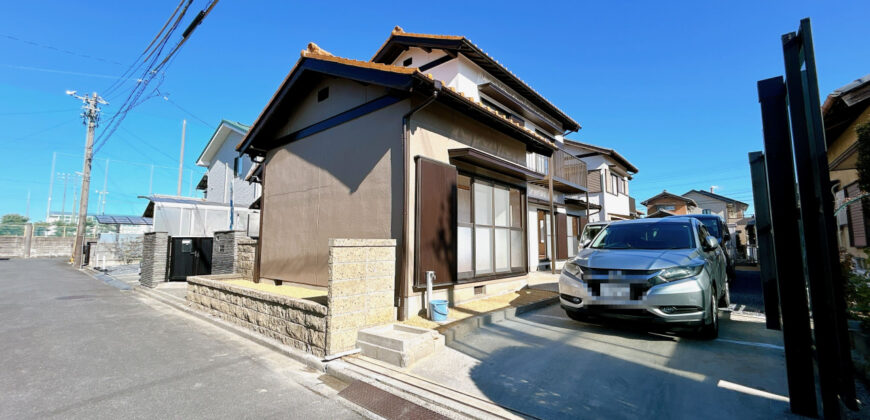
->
187 274 328 357
0 231 95 258
211 231 257 280
140 232 168 288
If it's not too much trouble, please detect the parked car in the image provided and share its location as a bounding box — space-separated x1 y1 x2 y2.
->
579 221 609 249
559 218 728 338
674 214 736 282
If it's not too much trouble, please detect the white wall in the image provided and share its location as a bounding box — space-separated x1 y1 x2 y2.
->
205 129 259 208
683 192 727 219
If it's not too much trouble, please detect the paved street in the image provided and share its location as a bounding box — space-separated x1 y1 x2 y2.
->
412 269 797 420
0 258 362 419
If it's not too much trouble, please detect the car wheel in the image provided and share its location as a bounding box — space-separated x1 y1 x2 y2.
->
565 310 587 322
718 281 731 308
700 288 719 339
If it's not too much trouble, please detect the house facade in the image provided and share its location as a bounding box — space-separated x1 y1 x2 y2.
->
561 139 638 222
641 191 698 217
237 27 605 319
682 189 748 224
141 120 261 237
824 74 870 262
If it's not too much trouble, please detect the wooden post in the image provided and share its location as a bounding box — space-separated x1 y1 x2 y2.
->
748 152 781 330
757 76 818 417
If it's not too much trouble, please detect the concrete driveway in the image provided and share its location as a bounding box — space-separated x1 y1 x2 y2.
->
411 271 797 420
0 258 361 419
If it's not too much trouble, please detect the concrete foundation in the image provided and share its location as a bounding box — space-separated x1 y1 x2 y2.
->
357 324 444 368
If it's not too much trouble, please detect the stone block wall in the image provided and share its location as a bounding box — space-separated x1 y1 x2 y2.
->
326 238 397 356
0 233 94 258
0 237 25 258
140 232 168 288
211 231 257 280
186 275 328 357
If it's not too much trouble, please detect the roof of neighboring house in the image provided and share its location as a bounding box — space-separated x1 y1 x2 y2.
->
237 42 559 156
139 194 232 217
196 120 250 168
94 215 153 225
822 73 870 145
563 139 638 173
369 26 580 132
645 209 677 218
640 191 697 207
683 189 748 208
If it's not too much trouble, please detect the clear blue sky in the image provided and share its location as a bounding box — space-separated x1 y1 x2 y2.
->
1 1 868 220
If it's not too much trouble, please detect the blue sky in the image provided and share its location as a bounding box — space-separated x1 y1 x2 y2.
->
1 1 868 220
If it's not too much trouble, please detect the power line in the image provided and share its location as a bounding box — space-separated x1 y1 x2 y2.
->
0 33 124 65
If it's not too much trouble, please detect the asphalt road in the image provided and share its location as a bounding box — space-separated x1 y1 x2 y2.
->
412 301 797 419
0 258 362 419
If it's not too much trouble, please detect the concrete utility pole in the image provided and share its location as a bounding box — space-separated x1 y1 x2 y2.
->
68 91 107 267
46 151 56 220
60 173 70 223
177 119 186 196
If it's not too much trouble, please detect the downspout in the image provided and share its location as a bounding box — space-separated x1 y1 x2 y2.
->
398 80 442 321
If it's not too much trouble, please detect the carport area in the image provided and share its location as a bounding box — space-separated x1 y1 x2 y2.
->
407 270 796 419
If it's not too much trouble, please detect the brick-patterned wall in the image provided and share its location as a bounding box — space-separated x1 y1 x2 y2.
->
211 231 257 280
325 238 396 356
237 238 257 280
140 232 168 288
186 274 328 357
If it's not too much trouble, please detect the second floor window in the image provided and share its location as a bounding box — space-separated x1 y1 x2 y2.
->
610 173 619 195
658 205 676 211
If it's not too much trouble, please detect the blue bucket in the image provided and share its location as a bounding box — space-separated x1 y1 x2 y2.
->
430 299 449 322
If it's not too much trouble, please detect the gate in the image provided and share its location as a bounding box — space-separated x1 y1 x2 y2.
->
166 237 213 281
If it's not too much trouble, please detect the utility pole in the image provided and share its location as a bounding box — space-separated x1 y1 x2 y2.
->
68 90 107 267
46 151 56 220
60 173 70 223
177 119 186 196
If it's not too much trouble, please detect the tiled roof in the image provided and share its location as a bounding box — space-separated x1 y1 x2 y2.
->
683 189 748 208
371 26 579 132
564 138 638 173
641 191 697 207
237 42 558 152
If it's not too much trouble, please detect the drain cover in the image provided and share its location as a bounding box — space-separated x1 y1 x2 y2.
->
56 295 96 300
338 380 448 420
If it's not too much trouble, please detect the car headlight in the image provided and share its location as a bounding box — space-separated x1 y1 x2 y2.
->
650 264 704 286
563 260 583 278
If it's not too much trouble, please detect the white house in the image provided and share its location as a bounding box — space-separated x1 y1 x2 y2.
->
140 120 261 237
562 139 639 222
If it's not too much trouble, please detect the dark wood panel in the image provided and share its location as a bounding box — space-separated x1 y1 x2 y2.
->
415 158 457 287
556 212 568 260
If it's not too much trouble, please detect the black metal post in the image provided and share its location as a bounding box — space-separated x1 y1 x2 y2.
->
783 19 856 415
757 76 818 417
748 151 782 330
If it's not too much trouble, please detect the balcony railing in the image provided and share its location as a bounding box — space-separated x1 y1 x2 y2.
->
529 149 587 193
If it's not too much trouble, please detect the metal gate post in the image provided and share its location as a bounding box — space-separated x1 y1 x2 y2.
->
757 76 818 417
748 152 781 330
783 19 856 415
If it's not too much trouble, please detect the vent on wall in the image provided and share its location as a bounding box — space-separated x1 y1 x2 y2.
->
403 57 413 66
317 87 329 102
474 285 485 295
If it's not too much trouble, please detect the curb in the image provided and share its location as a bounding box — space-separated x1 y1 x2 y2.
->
438 296 559 346
132 284 327 373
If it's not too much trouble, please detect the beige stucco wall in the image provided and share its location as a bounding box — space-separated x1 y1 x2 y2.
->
402 101 531 316
828 106 870 189
259 97 408 287
276 77 391 137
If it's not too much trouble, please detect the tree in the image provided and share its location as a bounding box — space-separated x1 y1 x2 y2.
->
0 214 29 236
857 122 870 193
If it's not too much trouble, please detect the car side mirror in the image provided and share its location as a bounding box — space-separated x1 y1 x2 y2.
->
703 235 719 251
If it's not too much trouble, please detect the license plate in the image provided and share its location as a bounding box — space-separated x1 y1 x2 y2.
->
600 284 630 298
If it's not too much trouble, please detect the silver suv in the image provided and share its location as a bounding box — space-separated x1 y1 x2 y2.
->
559 217 728 338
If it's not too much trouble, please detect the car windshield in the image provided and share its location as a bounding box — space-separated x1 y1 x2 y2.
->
699 219 721 238
581 225 604 242
590 222 696 250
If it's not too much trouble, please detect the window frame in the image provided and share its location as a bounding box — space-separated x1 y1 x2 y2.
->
458 173 527 283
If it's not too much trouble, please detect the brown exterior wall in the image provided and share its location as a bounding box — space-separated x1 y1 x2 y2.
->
258 100 408 287
829 106 870 259
644 197 691 215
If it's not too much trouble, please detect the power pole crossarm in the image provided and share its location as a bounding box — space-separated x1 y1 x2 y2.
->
68 91 107 268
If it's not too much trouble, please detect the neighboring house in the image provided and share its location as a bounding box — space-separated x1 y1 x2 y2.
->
682 189 748 224
140 120 261 237
561 139 639 222
236 27 595 319
641 191 698 217
824 74 870 262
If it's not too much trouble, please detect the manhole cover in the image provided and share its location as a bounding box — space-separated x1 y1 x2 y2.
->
56 295 96 300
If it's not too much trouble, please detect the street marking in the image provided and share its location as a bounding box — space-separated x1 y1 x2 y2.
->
715 338 784 351
717 380 789 402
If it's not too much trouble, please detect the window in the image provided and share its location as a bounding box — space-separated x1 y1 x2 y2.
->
460 176 526 280
658 205 676 211
617 176 625 195
610 173 619 195
317 87 329 102
567 215 581 258
403 57 413 66
592 222 695 250
527 152 548 175
702 209 712 215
